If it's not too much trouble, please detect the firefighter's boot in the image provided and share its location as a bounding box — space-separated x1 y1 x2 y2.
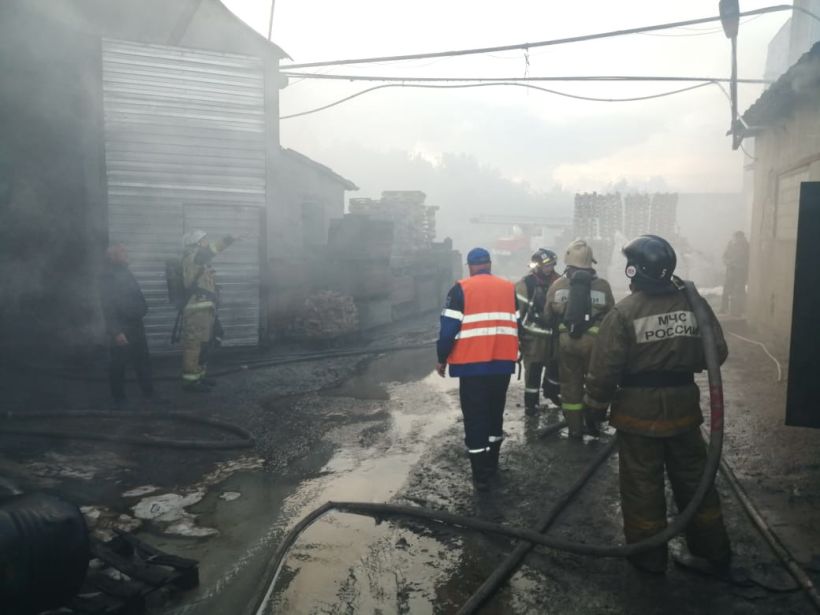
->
564 409 584 439
524 392 540 416
584 410 601 437
469 451 491 492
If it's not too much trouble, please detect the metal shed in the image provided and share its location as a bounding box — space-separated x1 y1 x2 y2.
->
102 38 265 350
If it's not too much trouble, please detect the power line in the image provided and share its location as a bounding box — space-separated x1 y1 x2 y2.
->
281 72 771 85
280 5 812 70
280 81 717 120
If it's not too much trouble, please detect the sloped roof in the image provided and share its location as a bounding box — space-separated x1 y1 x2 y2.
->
743 41 820 128
6 0 289 59
284 149 359 191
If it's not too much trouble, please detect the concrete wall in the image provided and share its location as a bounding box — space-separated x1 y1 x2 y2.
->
748 98 820 353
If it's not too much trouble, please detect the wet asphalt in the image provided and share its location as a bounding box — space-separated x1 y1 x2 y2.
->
1 315 819 614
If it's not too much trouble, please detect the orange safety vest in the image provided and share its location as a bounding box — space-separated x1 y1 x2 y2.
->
448 274 519 365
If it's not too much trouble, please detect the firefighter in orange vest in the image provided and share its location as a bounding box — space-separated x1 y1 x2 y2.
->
436 247 519 491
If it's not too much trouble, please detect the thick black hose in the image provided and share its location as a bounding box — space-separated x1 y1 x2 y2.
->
0 411 254 450
457 437 617 615
247 280 725 613
712 434 820 612
536 420 567 439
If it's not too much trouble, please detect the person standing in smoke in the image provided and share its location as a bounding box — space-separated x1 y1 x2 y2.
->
99 243 155 410
515 248 562 415
544 239 615 438
584 235 731 575
720 230 749 316
180 230 235 392
436 248 519 491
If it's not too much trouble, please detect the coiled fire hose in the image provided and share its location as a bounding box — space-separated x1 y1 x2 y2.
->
244 280 728 615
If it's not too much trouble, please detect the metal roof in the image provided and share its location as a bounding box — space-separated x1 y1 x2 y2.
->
283 149 359 191
743 41 820 128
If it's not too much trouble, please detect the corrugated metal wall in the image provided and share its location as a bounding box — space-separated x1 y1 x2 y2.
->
102 39 266 350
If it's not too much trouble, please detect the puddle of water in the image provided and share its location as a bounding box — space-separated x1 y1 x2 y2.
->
263 370 462 614
322 347 437 401
160 351 459 615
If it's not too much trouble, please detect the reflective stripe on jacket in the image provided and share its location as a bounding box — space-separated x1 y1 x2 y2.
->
448 274 519 367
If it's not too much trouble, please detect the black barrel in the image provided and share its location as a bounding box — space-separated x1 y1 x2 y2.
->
0 492 89 614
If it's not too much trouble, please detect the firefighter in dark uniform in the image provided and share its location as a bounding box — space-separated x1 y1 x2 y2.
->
515 249 561 415
545 239 615 438
584 234 731 574
437 248 519 491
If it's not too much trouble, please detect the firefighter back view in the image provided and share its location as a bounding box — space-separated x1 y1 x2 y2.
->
584 235 731 574
545 239 614 438
515 248 561 415
180 230 235 391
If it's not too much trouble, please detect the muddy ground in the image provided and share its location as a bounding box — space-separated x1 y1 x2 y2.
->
1 314 819 614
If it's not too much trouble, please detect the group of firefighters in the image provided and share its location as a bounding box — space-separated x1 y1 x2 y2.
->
436 235 731 575
103 227 733 575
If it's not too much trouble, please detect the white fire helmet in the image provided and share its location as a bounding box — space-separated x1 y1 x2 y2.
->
183 229 208 246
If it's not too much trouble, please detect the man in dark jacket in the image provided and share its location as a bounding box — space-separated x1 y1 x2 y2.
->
584 235 731 574
99 244 154 409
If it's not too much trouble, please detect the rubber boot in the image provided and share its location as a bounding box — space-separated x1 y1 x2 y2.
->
524 392 540 416
564 410 584 439
584 410 601 437
469 451 491 492
487 441 502 477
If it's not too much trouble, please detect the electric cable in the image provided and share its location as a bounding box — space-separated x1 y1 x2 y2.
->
280 81 716 120
727 332 783 382
280 5 817 70
280 73 771 84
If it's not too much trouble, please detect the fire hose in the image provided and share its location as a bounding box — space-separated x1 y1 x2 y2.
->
0 411 254 450
3 341 436 384
243 280 731 615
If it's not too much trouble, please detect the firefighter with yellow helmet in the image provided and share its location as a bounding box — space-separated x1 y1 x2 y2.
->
544 239 615 438
180 229 235 391
515 248 561 415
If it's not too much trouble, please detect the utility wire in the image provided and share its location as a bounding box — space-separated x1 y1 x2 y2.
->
281 72 771 85
280 5 817 70
280 81 716 120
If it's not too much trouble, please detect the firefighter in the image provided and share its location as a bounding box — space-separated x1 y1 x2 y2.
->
515 248 561 415
545 239 614 439
720 230 749 316
436 248 519 491
584 234 731 574
181 230 235 391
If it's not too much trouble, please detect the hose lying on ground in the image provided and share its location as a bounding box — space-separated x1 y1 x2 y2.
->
457 437 618 615
0 411 254 450
243 279 726 615
709 426 820 612
4 342 436 384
